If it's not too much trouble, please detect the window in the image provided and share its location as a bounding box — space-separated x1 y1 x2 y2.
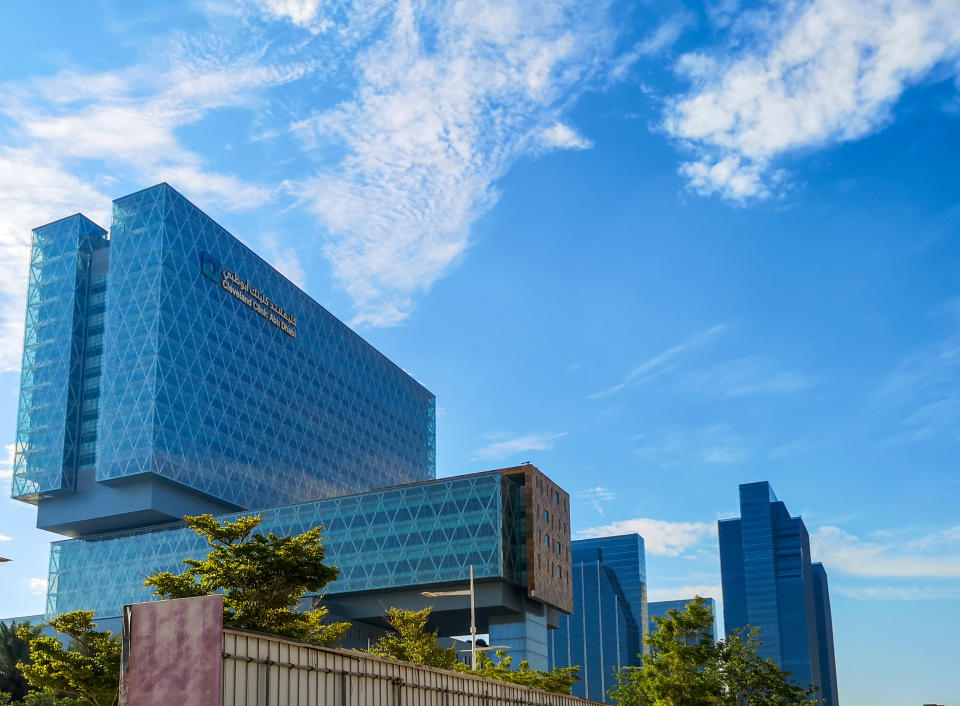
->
543 510 549 523
555 541 561 555
544 534 550 548
554 491 559 504
556 565 562 578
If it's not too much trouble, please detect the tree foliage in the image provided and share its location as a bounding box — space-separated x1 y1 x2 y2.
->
17 612 120 706
609 597 817 706
144 514 350 645
456 650 581 694
368 607 458 669
1 620 42 700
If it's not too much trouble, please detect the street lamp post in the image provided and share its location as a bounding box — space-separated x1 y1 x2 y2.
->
420 564 478 669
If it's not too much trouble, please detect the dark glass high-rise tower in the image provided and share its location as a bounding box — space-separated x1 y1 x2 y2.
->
718 482 839 706
548 534 647 703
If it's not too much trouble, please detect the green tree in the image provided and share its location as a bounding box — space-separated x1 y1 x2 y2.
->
145 514 350 645
609 597 817 706
1 620 43 700
368 607 458 669
17 612 120 706
456 650 580 694
20 688 86 705
713 628 817 706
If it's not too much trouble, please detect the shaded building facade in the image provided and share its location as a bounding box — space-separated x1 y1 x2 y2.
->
548 534 647 703
718 482 839 706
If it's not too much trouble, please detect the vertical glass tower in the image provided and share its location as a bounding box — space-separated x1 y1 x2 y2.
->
13 184 436 537
548 534 647 703
718 482 839 706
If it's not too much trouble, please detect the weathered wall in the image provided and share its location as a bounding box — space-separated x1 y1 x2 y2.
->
119 595 223 706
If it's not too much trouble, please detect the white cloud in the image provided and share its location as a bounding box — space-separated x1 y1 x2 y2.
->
288 0 617 326
609 12 696 82
648 584 722 603
590 323 726 399
0 534 11 542
537 122 593 151
812 524 960 577
576 486 616 515
0 442 15 480
471 431 567 462
577 517 715 557
26 578 48 596
834 585 960 601
634 424 748 468
259 232 307 288
666 0 960 200
683 356 816 398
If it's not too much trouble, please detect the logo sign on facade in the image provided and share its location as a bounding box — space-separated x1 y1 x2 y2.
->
200 252 297 339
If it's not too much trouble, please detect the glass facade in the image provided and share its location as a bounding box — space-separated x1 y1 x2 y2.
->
548 534 647 703
648 598 717 643
48 473 526 618
14 184 435 535
718 482 839 706
13 215 108 499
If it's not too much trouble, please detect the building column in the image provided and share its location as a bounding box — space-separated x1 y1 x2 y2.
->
488 601 549 671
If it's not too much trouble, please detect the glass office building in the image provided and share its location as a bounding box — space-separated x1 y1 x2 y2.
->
14 183 436 537
10 185 574 671
648 597 717 643
548 534 647 703
719 482 839 706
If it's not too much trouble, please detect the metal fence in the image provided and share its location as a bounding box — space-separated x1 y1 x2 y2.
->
222 629 596 706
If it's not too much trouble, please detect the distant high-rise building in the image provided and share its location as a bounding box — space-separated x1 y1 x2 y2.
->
718 482 839 706
548 534 647 703
648 597 717 644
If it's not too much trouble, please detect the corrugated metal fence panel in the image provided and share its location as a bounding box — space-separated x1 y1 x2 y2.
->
221 629 600 706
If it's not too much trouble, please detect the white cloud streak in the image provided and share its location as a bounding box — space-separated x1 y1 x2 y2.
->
812 524 960 577
289 0 616 326
26 578 48 596
683 356 816 398
471 431 567 462
834 585 960 600
577 517 715 557
0 534 11 542
576 486 616 515
666 0 960 200
590 323 727 399
647 584 722 603
634 424 748 467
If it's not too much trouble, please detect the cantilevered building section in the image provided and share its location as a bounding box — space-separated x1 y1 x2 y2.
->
10 184 572 670
718 482 839 706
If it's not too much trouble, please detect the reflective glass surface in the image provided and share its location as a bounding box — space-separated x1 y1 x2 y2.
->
47 473 525 618
96 184 435 509
13 215 108 500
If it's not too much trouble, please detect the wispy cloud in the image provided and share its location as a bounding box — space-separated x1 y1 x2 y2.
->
665 0 960 200
634 424 747 468
834 585 960 601
0 534 11 542
576 486 616 515
609 11 697 82
811 524 960 577
682 356 816 398
259 232 307 288
287 0 618 326
647 584 722 603
590 323 727 399
577 517 715 557
471 431 567 462
874 303 960 444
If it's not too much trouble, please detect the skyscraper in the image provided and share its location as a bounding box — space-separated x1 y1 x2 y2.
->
548 534 647 703
718 481 839 706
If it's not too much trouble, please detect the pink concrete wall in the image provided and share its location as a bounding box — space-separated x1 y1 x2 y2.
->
119 595 223 706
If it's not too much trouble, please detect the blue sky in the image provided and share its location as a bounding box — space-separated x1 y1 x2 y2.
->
0 1 959 703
